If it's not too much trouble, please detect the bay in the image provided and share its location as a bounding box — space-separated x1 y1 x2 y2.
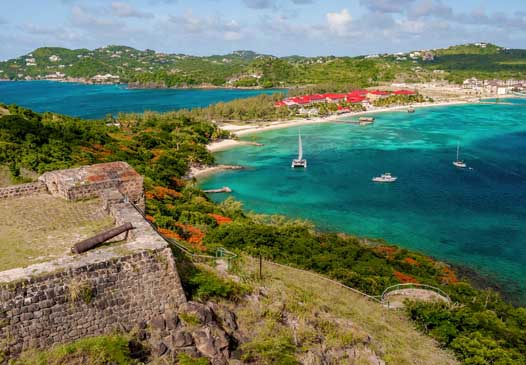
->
0 80 282 119
202 100 526 298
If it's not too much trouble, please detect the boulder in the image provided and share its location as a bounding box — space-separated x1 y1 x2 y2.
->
172 330 194 348
192 327 217 358
180 302 213 324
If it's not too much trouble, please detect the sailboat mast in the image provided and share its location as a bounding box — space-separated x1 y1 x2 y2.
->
298 131 303 160
456 143 460 160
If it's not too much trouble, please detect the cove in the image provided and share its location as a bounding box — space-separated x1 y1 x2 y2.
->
201 99 526 299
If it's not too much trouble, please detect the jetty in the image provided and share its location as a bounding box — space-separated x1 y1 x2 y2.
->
203 186 232 194
342 116 376 125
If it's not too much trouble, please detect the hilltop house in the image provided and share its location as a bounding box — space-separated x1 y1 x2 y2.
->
49 55 61 62
91 74 120 84
422 52 434 61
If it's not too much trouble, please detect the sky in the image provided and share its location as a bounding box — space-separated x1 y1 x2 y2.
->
1 0 526 59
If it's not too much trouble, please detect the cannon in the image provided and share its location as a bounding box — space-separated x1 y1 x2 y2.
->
71 222 134 254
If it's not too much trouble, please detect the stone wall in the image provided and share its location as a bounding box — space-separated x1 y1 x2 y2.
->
0 162 182 359
0 182 47 200
0 247 186 358
39 162 145 211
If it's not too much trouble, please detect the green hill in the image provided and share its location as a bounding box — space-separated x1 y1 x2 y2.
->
2 43 524 88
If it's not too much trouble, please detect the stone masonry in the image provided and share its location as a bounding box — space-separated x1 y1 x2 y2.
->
0 181 47 200
0 248 185 357
39 161 145 211
0 162 187 359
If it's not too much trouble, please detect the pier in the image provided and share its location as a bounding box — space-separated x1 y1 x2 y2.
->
203 186 232 194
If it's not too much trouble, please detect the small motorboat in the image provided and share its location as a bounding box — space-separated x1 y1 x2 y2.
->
359 117 375 125
407 106 415 113
372 173 397 183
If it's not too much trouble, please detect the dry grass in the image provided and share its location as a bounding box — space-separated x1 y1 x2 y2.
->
0 166 38 187
0 194 114 271
225 256 458 365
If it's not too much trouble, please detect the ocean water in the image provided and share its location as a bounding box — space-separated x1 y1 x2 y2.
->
202 100 526 297
0 81 283 119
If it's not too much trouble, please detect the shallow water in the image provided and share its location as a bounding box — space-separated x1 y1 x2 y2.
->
0 81 282 119
202 100 526 298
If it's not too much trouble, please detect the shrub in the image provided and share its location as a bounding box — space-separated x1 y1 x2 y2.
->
13 335 136 365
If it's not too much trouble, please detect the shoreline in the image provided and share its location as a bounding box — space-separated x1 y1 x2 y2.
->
228 99 473 138
188 164 244 179
203 98 475 155
1 79 285 91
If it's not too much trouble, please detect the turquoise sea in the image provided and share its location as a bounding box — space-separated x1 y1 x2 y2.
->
0 81 282 119
202 100 526 299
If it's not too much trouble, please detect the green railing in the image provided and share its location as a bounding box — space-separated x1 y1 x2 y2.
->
381 283 451 304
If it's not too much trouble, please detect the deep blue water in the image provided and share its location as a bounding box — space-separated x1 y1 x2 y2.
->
202 100 526 297
0 81 283 119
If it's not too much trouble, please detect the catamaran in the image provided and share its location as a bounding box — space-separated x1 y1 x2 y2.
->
291 130 307 168
372 173 397 183
453 143 467 168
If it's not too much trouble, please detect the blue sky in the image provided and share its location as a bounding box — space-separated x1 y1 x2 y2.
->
1 0 525 59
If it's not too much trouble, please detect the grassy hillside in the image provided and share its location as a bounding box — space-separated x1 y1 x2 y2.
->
13 255 458 365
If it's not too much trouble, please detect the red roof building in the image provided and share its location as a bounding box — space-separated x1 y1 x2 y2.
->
393 90 416 95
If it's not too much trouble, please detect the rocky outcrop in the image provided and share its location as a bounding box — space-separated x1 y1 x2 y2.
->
146 301 240 364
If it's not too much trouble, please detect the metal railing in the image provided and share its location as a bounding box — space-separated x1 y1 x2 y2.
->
381 283 451 304
264 260 382 303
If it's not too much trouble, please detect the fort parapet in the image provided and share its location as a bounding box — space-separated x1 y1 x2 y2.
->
0 162 186 359
39 161 145 211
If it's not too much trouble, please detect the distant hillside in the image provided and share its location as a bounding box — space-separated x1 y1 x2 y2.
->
1 43 525 88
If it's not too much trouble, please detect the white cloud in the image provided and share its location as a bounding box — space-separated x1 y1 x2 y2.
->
360 0 415 14
167 11 244 41
111 2 154 19
71 5 124 29
326 9 352 36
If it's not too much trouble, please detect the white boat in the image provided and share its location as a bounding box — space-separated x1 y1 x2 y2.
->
452 143 467 168
359 117 375 125
407 106 415 113
372 173 397 183
291 130 307 168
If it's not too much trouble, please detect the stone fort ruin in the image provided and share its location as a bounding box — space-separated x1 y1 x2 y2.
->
0 162 186 358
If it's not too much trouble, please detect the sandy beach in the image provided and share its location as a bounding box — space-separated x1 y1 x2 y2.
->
220 98 474 138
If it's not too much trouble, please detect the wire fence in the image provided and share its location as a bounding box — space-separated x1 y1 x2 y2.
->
129 198 450 308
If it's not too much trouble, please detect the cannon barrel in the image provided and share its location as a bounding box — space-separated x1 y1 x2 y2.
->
72 222 134 254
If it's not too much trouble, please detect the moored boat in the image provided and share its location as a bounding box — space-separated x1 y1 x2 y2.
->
453 142 467 168
291 130 307 168
359 116 375 125
372 173 397 183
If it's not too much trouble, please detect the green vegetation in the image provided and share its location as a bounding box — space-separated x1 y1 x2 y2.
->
407 296 526 364
13 335 137 365
372 93 429 107
176 353 210 365
178 262 249 301
173 93 291 122
2 43 524 88
2 104 526 364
